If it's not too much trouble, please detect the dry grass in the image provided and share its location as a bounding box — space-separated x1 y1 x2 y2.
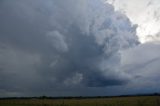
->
0 96 160 106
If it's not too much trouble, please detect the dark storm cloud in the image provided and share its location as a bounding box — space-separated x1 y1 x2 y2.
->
0 0 138 97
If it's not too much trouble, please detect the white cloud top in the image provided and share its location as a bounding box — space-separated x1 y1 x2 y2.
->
106 0 160 43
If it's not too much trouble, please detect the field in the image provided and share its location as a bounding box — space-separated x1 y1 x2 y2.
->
0 96 160 106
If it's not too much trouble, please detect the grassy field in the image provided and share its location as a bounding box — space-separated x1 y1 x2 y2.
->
0 96 160 106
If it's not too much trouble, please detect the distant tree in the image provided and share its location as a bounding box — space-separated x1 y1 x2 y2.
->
153 93 159 96
40 95 47 99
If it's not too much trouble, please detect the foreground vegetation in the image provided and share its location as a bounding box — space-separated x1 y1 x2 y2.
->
0 96 160 106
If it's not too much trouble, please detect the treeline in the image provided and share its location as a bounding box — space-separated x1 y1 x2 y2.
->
0 93 160 100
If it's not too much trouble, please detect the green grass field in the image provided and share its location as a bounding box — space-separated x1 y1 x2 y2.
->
0 96 160 106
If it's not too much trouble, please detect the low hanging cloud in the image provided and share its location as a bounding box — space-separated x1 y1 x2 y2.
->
0 0 138 97
120 42 160 94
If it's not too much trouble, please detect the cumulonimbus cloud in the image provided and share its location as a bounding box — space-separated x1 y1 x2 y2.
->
0 0 138 96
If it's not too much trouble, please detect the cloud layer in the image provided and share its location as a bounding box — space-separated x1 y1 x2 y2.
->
120 42 160 94
0 0 139 97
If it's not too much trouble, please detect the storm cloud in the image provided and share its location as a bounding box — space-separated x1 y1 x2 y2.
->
105 0 160 95
0 0 138 97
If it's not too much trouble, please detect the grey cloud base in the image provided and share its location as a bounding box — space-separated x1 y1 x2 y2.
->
0 0 139 97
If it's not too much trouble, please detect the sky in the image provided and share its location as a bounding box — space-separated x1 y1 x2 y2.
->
106 0 160 43
0 0 160 97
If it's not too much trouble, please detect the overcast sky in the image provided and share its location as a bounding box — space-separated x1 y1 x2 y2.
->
0 0 160 97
